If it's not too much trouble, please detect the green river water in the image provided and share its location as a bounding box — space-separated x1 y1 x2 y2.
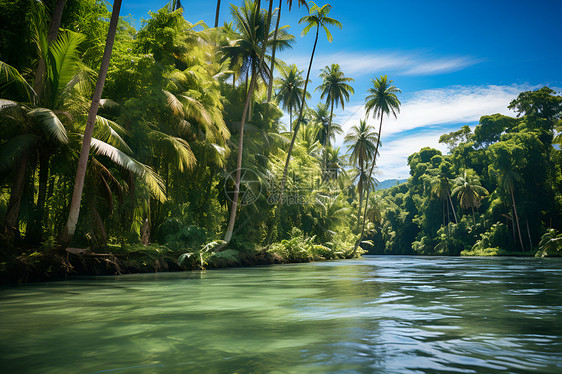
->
1 256 561 373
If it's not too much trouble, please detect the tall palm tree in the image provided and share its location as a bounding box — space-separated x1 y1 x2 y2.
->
316 63 354 149
223 1 271 244
356 75 401 251
496 162 525 251
220 6 293 91
452 170 489 225
267 0 309 102
345 119 378 227
60 0 122 246
279 2 341 201
433 175 457 228
275 64 309 131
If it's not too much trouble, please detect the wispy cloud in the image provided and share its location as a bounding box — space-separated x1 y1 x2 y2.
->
334 84 538 179
283 50 482 77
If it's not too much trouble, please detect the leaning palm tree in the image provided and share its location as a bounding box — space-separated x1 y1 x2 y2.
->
60 0 122 246
279 3 342 201
356 75 401 251
267 0 309 102
223 1 272 244
345 119 378 227
316 63 354 151
452 170 489 225
275 64 309 131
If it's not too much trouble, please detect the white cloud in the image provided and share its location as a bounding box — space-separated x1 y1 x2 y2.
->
333 84 539 179
283 51 481 77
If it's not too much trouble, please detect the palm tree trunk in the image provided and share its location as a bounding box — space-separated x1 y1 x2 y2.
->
526 219 533 251
224 0 270 244
28 148 50 242
289 107 292 132
215 0 221 28
471 205 475 224
511 209 516 245
510 187 525 251
356 165 364 231
59 0 122 247
3 152 29 240
279 25 319 202
267 0 282 102
224 67 258 244
448 191 457 223
324 100 334 173
355 111 383 253
33 0 67 97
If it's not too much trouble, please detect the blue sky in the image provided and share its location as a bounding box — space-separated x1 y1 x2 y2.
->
121 0 562 179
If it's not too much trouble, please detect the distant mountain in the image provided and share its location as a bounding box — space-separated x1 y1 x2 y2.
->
375 178 408 191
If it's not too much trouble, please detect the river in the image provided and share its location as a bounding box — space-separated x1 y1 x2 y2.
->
1 256 561 373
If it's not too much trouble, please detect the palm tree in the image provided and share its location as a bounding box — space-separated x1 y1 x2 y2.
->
309 103 330 146
220 5 293 91
356 75 401 251
496 162 525 251
345 119 378 227
267 0 309 102
316 63 354 155
223 1 272 244
275 64 309 131
0 1 83 241
452 170 489 225
60 0 122 246
279 2 341 201
433 175 457 227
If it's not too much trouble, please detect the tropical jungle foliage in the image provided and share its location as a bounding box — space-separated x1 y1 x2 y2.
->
0 1 560 281
366 87 562 257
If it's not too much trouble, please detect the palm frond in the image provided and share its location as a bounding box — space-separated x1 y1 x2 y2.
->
27 107 68 143
90 138 167 202
95 115 132 153
0 61 36 103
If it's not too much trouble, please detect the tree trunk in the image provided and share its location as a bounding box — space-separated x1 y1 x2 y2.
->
510 187 525 251
471 205 475 224
214 0 221 28
511 208 516 245
288 107 292 132
33 0 67 98
3 153 29 240
267 0 282 102
324 99 334 173
224 65 258 244
448 191 457 224
279 25 319 202
28 148 50 242
356 165 364 231
224 0 270 244
526 219 533 250
59 0 122 247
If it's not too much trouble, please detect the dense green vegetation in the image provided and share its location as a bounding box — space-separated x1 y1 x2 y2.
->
0 1 560 281
0 0 364 280
366 87 562 257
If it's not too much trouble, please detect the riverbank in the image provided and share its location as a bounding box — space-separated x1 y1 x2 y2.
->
0 235 359 283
